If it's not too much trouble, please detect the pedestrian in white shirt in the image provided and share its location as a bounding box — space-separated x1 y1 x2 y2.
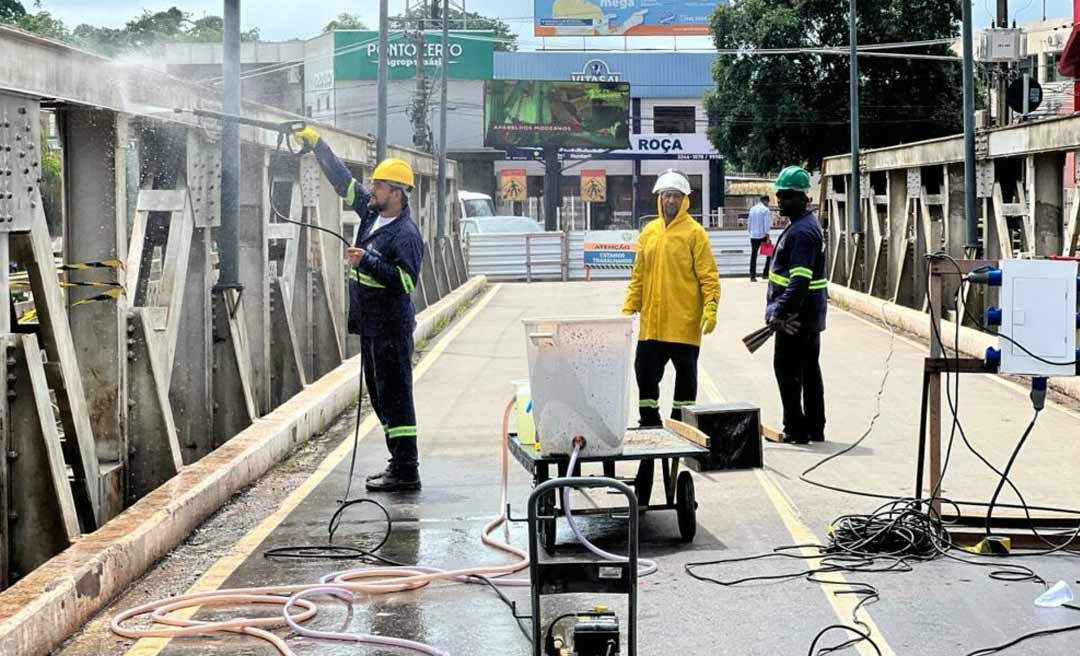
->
747 195 773 282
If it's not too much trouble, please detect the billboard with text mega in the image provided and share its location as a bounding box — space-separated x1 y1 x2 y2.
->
534 0 723 37
484 80 630 150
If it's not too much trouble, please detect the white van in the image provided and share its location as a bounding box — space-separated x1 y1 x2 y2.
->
458 191 496 219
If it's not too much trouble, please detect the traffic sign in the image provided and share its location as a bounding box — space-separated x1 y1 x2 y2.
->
581 169 607 202
500 169 527 202
1006 76 1043 114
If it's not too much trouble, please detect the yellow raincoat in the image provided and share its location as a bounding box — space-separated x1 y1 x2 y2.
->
622 195 721 346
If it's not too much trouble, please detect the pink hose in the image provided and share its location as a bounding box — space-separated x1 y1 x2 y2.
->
112 399 527 655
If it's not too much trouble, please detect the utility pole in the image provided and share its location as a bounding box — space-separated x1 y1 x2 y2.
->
218 0 241 290
963 0 979 248
436 0 449 239
377 0 388 162
410 1 432 152
848 0 861 235
996 0 1009 126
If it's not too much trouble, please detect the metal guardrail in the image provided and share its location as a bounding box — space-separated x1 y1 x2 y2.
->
465 232 567 282
468 229 784 281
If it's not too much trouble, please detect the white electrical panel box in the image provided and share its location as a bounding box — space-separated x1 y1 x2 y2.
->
999 260 1077 377
978 29 1023 62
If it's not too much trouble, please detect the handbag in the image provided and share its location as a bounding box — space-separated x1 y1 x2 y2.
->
759 240 775 257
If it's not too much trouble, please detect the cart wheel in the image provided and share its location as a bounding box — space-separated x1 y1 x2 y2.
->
538 491 557 554
676 471 697 542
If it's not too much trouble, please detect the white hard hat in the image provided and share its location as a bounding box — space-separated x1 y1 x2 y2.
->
653 169 691 196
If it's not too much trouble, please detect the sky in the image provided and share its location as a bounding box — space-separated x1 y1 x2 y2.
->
29 0 1080 47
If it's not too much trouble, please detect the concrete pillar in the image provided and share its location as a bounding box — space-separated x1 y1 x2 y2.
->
169 135 213 462
1038 52 1048 84
62 109 128 519
887 169 909 302
317 172 345 362
1029 151 1065 256
239 146 270 415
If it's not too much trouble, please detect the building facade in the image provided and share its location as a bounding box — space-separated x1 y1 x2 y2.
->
493 52 723 230
165 38 729 230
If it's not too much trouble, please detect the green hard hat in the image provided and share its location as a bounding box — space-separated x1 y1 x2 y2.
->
775 166 812 192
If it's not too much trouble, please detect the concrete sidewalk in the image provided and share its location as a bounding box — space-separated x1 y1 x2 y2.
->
57 280 1080 656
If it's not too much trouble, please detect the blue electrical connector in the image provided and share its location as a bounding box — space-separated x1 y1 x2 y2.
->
985 347 1001 370
985 307 1003 327
969 269 1003 286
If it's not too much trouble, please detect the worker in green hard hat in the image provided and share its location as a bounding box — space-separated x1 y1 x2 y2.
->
766 166 828 444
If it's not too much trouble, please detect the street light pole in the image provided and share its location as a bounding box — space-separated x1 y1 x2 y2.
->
219 0 241 289
377 0 389 162
849 0 862 235
437 0 449 240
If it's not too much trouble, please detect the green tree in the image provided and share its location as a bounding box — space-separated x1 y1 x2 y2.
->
322 12 367 33
0 0 26 22
706 0 964 173
5 0 69 41
184 15 260 42
396 4 517 51
11 5 259 57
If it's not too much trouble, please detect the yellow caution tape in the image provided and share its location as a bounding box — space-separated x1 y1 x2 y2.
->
10 279 124 290
11 258 125 278
17 287 125 324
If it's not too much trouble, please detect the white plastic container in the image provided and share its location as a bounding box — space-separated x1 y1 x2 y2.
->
523 316 634 457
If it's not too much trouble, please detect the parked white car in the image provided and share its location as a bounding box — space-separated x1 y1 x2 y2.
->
460 216 545 240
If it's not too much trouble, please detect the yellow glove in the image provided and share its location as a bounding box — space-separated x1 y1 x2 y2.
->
292 126 320 149
701 302 718 335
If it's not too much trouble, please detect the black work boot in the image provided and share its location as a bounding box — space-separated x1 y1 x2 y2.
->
366 460 394 482
365 469 421 492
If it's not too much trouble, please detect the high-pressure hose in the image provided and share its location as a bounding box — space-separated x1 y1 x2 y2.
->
564 440 659 577
112 398 657 653
112 399 529 655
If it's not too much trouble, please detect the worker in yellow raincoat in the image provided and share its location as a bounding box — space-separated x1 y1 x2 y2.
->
622 169 721 428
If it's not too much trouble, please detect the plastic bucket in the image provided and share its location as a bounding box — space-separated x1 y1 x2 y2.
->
522 316 633 457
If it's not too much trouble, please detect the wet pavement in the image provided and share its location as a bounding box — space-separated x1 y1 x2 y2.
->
58 281 1080 656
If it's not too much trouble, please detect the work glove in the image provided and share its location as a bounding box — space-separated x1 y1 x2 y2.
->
701 301 718 335
768 316 801 336
292 126 321 150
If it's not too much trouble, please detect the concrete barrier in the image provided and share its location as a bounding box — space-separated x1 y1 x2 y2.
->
0 276 489 656
829 284 1080 403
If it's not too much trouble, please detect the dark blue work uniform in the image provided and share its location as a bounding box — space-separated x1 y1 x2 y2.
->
766 210 828 442
312 140 424 477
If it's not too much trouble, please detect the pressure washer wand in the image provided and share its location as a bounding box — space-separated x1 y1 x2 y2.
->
174 108 309 153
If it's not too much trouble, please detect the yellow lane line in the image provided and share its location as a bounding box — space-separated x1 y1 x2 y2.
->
698 367 896 656
126 283 503 656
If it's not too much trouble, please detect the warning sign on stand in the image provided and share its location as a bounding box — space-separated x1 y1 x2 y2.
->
584 230 638 267
499 169 527 202
580 169 607 203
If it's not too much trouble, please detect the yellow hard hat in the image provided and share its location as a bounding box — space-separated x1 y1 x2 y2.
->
372 158 415 189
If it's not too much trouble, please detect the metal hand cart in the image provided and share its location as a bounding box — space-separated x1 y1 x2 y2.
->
508 427 711 553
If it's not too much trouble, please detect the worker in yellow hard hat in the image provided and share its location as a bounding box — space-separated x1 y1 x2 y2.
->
294 127 425 492
622 169 721 428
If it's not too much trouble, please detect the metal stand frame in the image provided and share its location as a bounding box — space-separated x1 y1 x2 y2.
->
522 477 638 656
914 258 1080 548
